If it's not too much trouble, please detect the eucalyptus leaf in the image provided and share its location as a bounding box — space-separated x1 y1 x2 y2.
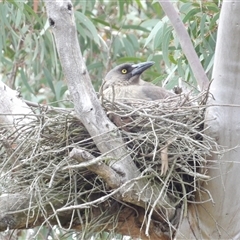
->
144 20 163 47
20 68 34 94
43 67 56 95
75 11 100 45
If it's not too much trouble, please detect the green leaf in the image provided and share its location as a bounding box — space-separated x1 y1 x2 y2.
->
92 18 112 28
117 56 145 63
15 9 22 28
152 75 165 85
152 54 163 73
200 13 207 39
162 28 172 67
0 34 2 59
32 34 39 61
144 20 163 47
180 2 193 13
204 53 215 74
80 0 87 14
20 69 34 94
87 62 104 71
206 4 219 13
152 2 163 16
135 0 143 9
118 0 124 20
165 75 179 90
0 4 10 29
141 19 160 29
122 37 135 56
182 8 201 23
147 54 154 62
54 81 63 101
76 24 87 41
43 67 56 95
75 11 100 45
127 34 139 50
184 67 190 82
23 3 37 18
153 23 165 49
169 54 177 64
209 12 220 29
177 59 185 78
113 37 123 58
122 25 149 32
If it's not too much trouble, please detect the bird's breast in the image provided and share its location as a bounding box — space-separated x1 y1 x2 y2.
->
102 85 152 102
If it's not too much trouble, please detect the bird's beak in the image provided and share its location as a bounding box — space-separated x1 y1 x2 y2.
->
131 61 155 76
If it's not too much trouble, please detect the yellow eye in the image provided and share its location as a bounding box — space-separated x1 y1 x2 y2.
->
121 69 127 74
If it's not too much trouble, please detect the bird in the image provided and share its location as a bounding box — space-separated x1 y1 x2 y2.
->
102 61 174 102
102 61 174 175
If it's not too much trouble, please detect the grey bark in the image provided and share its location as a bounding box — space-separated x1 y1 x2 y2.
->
0 81 34 127
178 1 240 239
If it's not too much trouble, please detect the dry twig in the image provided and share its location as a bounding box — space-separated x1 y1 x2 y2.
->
0 91 221 237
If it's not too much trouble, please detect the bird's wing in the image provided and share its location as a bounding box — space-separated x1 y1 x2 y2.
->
103 85 174 101
140 85 174 100
102 86 136 101
139 79 155 86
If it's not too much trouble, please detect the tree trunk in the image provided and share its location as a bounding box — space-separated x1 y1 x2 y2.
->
42 2 175 223
0 1 177 239
178 1 240 239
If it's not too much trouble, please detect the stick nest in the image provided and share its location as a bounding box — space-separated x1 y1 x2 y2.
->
0 91 219 236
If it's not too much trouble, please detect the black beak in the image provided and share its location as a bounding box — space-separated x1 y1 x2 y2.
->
131 61 155 76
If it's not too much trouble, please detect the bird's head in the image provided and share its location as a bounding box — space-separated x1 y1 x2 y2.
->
103 61 155 89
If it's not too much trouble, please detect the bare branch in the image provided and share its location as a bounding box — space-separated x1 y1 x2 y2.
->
0 192 170 240
0 81 34 127
43 0 139 183
67 148 121 189
42 1 178 226
159 0 209 91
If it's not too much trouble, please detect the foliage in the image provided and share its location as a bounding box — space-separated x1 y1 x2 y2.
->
0 0 220 106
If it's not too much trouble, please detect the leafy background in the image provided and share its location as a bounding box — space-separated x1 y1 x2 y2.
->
0 0 220 107
0 0 220 238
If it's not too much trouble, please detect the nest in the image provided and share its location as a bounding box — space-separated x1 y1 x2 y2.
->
0 91 219 237
102 92 215 210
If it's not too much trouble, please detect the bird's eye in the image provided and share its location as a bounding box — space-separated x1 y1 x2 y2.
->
121 69 127 74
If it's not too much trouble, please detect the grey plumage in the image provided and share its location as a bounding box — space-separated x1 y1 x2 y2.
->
102 61 174 101
102 61 174 175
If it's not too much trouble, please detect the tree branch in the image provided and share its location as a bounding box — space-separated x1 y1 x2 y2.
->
178 1 240 238
0 81 34 127
43 0 138 183
67 148 121 189
159 0 209 91
0 193 170 240
43 0 176 224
